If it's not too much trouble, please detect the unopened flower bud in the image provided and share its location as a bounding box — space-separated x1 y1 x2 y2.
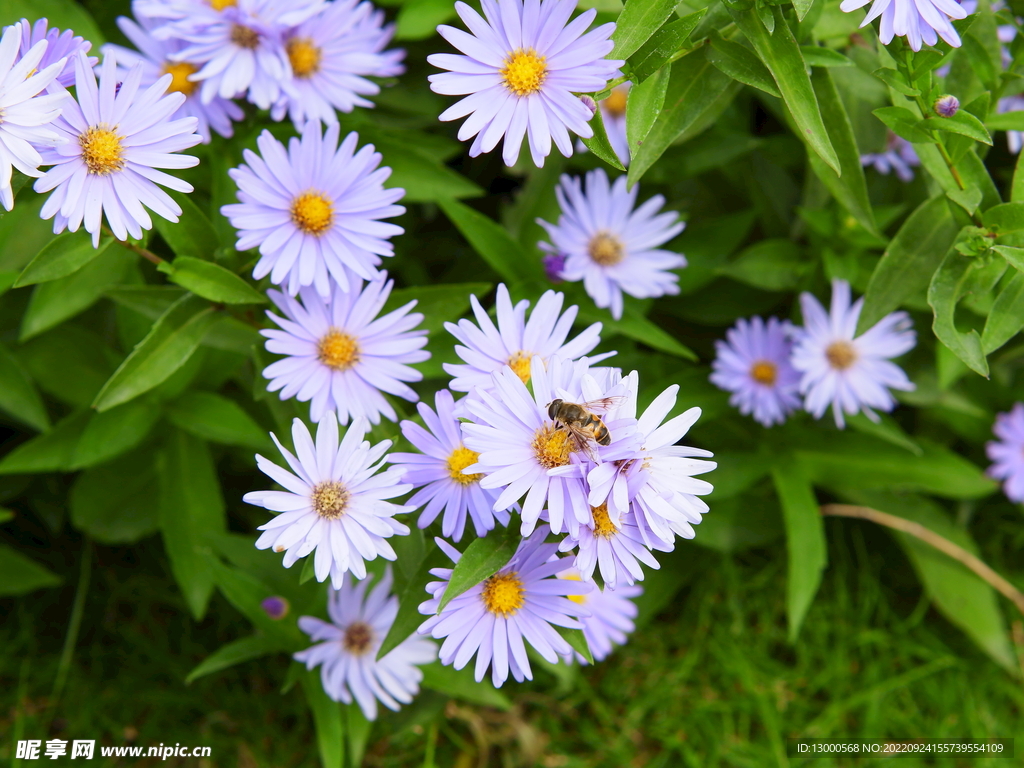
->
542 252 567 283
579 94 597 118
934 94 959 118
261 595 290 620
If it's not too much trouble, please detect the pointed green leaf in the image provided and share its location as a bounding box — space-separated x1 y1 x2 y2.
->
982 202 1024 234
71 398 161 469
981 271 1024 354
384 283 493 336
922 112 993 145
302 670 344 768
846 412 922 456
859 196 958 333
370 136 484 202
70 448 161 544
0 544 61 596
771 462 826 641
986 111 1024 131
872 67 920 97
581 103 627 172
105 285 188 319
929 245 990 378
0 341 49 432
166 391 270 450
707 31 781 98
872 106 934 144
555 624 594 664
439 525 521 611
718 238 805 290
158 256 266 304
946 186 983 216
16 325 119 408
420 663 513 709
93 295 220 412
993 245 1024 273
376 546 446 659
14 232 112 287
730 6 840 174
626 9 707 83
610 0 682 61
436 198 542 284
395 0 458 40
792 0 815 21
578 301 697 360
0 411 91 475
800 46 852 67
185 634 286 684
625 64 670 154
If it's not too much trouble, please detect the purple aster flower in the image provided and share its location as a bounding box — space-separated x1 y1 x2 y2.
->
13 18 95 89
587 386 715 549
557 567 640 663
102 15 244 143
417 529 592 687
987 404 1024 503
538 169 686 320
462 356 640 537
222 121 405 297
792 279 916 429
261 275 428 425
0 25 67 211
999 95 1024 154
840 0 967 51
34 52 202 247
244 415 412 587
271 0 405 127
710 316 802 428
427 0 623 167
388 389 510 543
444 283 607 394
166 0 326 109
295 568 437 720
861 132 920 183
558 504 667 588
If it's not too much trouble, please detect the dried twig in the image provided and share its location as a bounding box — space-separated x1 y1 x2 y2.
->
821 504 1024 617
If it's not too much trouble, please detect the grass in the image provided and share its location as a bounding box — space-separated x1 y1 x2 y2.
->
3 510 1023 768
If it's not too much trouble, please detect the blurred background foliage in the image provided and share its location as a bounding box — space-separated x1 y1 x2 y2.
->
1 0 1024 765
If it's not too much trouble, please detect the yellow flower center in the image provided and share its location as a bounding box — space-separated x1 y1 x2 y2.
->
162 61 198 96
825 341 857 371
79 126 125 175
587 231 624 266
507 351 533 384
561 572 588 606
230 24 260 50
591 502 617 538
447 445 483 486
603 88 628 118
481 572 525 617
311 480 348 520
750 360 777 386
209 0 236 10
291 191 334 235
317 329 360 371
342 621 374 655
500 49 547 97
532 424 574 469
287 37 322 78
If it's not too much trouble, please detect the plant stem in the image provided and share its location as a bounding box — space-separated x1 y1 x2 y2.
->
101 226 164 265
821 504 1024 617
49 538 92 712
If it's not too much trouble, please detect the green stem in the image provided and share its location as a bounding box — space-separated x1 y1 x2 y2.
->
49 538 92 712
100 226 164 265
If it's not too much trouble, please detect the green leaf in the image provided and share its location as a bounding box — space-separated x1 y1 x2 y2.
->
707 31 781 98
718 238 805 290
384 283 492 338
872 106 934 144
0 544 61 596
845 412 922 456
439 525 520 611
922 112 993 146
420 663 513 710
993 245 1024 273
578 302 697 360
792 0 815 22
19 241 134 341
205 555 301 644
16 325 119 408
185 634 286 684
153 190 221 258
629 49 739 185
0 341 49 432
0 411 91 475
376 547 445 659
809 68 878 236
372 138 483 203
166 391 270 450
625 64 670 155
6 0 106 46
730 6 840 174
610 0 682 61
555 624 594 664
299 556 317 585
0 269 18 298
928 244 990 378
14 232 112 288
626 9 707 83
981 271 1024 354
71 398 161 469
302 670 344 768
986 111 1024 131
983 201 1024 234
345 705 371 768
580 104 627 172
872 67 920 97
771 462 826 641
105 285 188 319
960 32 999 92
436 198 542 284
946 185 983 216
157 256 266 304
395 0 457 41
93 295 220 412
69 449 161 544
843 491 1015 671
800 46 852 67
859 196 959 333
158 430 227 620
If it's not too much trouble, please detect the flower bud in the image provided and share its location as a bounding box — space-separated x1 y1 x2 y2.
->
934 94 960 118
542 252 567 283
261 595 290 620
579 94 597 118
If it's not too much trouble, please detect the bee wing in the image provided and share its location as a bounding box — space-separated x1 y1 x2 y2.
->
563 422 599 462
579 396 627 413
